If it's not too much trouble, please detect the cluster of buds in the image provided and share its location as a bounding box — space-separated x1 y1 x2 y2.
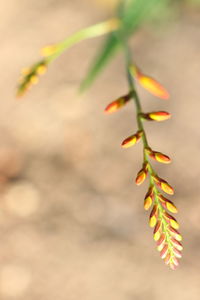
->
104 63 182 269
17 60 47 97
146 188 182 270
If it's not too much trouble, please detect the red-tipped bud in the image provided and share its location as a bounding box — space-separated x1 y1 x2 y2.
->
168 226 182 241
135 163 148 186
163 212 179 229
149 204 158 227
143 111 171 122
160 244 168 259
153 220 162 241
146 148 171 164
157 233 166 249
144 186 154 210
173 248 182 258
104 94 131 113
158 195 178 213
152 175 174 195
121 131 143 148
129 65 170 100
164 253 171 265
171 238 183 251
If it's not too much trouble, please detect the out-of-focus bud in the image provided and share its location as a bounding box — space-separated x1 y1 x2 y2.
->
17 60 47 97
104 93 131 113
129 65 170 100
173 248 182 258
141 111 171 122
121 131 143 148
160 244 168 259
149 204 158 227
171 238 183 251
144 186 154 210
152 175 174 195
41 44 58 57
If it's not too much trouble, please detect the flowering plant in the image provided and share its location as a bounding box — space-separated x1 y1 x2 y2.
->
17 0 185 269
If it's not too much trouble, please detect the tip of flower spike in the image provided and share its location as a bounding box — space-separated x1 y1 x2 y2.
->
129 65 170 100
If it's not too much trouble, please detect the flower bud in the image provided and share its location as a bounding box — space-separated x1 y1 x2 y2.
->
173 248 182 258
158 195 178 213
163 212 179 229
146 149 171 164
135 163 148 186
149 204 158 227
104 94 131 113
152 175 174 195
171 238 183 251
153 220 162 241
144 186 154 210
121 131 143 148
129 65 170 100
145 111 171 122
160 244 168 259
168 226 182 241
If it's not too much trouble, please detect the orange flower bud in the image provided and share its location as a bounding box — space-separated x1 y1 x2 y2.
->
171 238 183 251
129 65 170 100
168 226 182 241
158 195 178 213
153 220 162 241
149 204 158 227
173 248 182 258
135 163 148 186
154 152 171 164
164 253 171 265
152 175 174 195
144 186 154 210
157 233 166 248
147 111 171 122
164 212 179 229
147 149 171 164
160 244 168 259
104 94 131 113
121 131 143 148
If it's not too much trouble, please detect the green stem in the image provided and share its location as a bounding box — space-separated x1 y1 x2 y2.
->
45 18 121 64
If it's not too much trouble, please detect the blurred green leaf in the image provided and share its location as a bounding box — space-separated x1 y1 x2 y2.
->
80 0 170 92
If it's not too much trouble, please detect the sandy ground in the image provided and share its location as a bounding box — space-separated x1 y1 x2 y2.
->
0 1 200 299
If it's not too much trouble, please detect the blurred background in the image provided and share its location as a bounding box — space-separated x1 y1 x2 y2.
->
1 0 200 299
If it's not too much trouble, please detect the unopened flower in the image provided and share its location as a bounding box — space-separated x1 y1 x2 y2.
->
141 111 171 122
144 186 154 210
135 163 148 185
104 93 131 113
158 194 178 213
129 65 170 100
146 148 171 164
152 175 174 195
149 204 158 227
121 131 143 148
